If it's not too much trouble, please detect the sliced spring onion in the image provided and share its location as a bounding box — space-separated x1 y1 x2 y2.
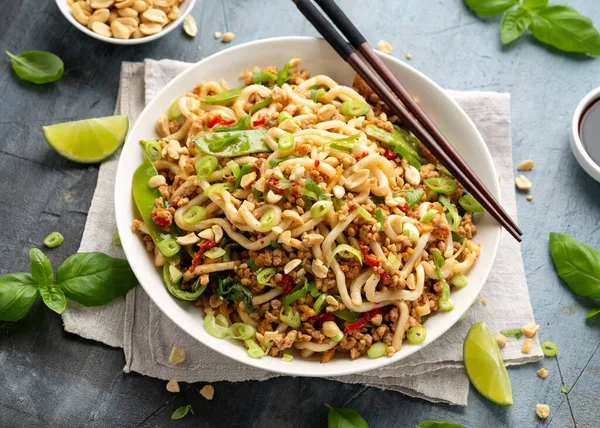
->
452 232 466 243
245 259 260 272
333 307 362 322
205 247 226 259
331 332 344 343
195 156 219 179
375 208 384 232
308 281 320 298
387 253 401 269
452 239 468 260
44 232 64 248
245 338 265 358
168 97 182 120
313 293 328 314
256 267 277 286
204 312 230 339
269 154 297 167
260 209 277 229
276 62 291 86
277 132 295 152
282 352 293 362
459 194 485 213
284 278 310 306
328 243 363 266
279 306 301 329
435 163 454 177
310 200 332 218
249 95 272 115
450 273 469 289
228 322 256 340
234 164 253 189
330 141 353 153
432 249 445 281
439 195 460 233
156 239 181 258
253 70 277 85
201 87 244 105
182 206 206 225
304 179 329 201
420 209 437 223
407 326 427 344
396 189 424 209
367 342 388 358
541 341 558 357
341 100 370 117
278 112 293 124
141 139 162 161
439 283 454 311
168 264 183 283
357 206 373 221
333 198 346 211
112 232 121 247
402 222 420 245
424 177 457 195
226 160 241 178
205 182 234 197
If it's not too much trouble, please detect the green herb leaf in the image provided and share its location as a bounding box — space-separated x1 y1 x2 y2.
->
549 233 600 298
464 0 519 17
333 307 362 322
501 7 533 44
325 404 369 428
529 5 600 56
0 273 40 321
501 328 524 339
561 384 569 393
216 276 256 313
6 50 64 84
56 252 138 306
29 248 54 287
586 303 600 319
415 420 467 428
171 405 194 420
522 0 548 11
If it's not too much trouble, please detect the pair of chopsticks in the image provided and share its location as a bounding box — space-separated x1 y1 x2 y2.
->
291 0 523 242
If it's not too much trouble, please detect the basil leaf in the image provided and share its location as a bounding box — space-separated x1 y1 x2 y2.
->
529 5 600 56
171 405 194 420
333 307 362 322
39 283 66 315
5 50 64 84
216 276 256 313
464 0 519 17
501 8 533 44
0 273 40 321
29 248 53 287
586 304 600 319
325 404 368 428
522 0 548 11
416 421 467 428
549 233 600 298
56 252 138 306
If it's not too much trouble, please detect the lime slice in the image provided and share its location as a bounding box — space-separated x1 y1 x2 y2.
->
464 321 513 406
42 115 129 163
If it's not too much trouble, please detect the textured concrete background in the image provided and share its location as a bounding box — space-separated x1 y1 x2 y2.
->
0 0 599 427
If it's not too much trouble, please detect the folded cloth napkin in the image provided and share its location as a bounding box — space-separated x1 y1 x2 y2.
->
62 59 543 406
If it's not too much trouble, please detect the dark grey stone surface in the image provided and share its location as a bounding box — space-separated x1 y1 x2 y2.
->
1 0 599 427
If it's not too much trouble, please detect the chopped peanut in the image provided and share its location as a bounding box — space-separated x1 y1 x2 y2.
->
495 333 507 347
168 346 185 365
522 338 533 354
536 404 550 419
481 297 488 305
515 175 532 190
517 159 535 171
537 368 548 379
522 323 540 338
214 31 222 39
200 385 215 400
377 40 393 54
166 379 180 393
222 31 235 43
527 195 533 201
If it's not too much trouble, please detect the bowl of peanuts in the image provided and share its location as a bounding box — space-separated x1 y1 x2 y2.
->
56 0 196 45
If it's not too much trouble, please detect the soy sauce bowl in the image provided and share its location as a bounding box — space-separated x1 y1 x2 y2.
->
571 87 600 183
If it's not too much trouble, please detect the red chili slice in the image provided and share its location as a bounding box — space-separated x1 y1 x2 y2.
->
188 240 217 273
399 202 409 214
384 149 397 160
281 274 293 294
252 116 266 127
359 241 380 267
355 153 368 161
314 159 320 168
311 313 334 325
380 272 390 281
151 210 171 227
343 307 387 333
208 116 222 128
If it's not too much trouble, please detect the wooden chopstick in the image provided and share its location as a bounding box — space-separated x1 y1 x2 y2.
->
292 0 522 242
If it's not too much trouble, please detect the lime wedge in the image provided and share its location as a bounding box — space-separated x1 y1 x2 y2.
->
464 321 513 406
42 115 129 163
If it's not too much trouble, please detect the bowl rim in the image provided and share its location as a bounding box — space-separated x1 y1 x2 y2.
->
54 0 196 45
115 36 501 376
570 87 600 182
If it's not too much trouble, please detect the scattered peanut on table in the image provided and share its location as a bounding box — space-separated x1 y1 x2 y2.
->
517 159 535 171
515 175 533 190
68 0 185 40
537 368 549 379
222 31 236 43
166 379 180 393
377 39 393 54
536 404 550 419
183 15 197 37
168 345 186 365
199 385 215 400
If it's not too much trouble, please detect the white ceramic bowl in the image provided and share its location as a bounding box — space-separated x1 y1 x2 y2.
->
570 87 600 183
55 0 196 45
115 37 501 377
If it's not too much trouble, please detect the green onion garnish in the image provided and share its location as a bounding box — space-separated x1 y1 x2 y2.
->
450 273 468 289
234 164 253 189
201 87 244 105
278 112 293 124
182 206 206 225
439 283 454 311
313 293 328 314
439 195 460 233
256 267 277 286
367 342 387 358
44 231 64 248
245 338 265 358
459 194 485 213
279 306 301 328
330 142 353 153
195 155 219 179
226 160 241 178
204 312 230 339
420 209 437 223
284 278 310 306
406 326 427 344
340 100 370 117
141 139 162 161
424 177 458 195
259 209 277 229
204 182 234 197
328 243 362 266
204 247 226 259
310 200 332 218
253 70 277 85
541 341 558 357
168 97 182 120
269 154 297 167
277 132 295 152
387 253 401 269
432 249 445 282
228 322 256 340
156 239 181 258
501 328 524 339
249 95 272 115
375 208 384 232
357 206 373 221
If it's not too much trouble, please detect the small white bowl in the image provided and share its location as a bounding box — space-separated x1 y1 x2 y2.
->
55 0 196 45
571 87 600 183
115 37 501 377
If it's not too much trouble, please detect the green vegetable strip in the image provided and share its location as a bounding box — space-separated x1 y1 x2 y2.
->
235 164 252 189
375 208 384 231
330 142 353 153
276 62 291 86
269 155 297 167
253 70 277 85
163 265 207 301
214 115 249 132
249 95 272 115
284 278 310 306
201 87 244 105
193 130 271 157
501 328 524 339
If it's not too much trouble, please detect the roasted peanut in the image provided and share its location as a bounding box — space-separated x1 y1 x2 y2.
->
141 8 168 25
222 31 235 42
167 5 179 21
72 3 91 25
132 0 148 13
118 7 138 17
91 21 112 37
115 0 135 8
140 22 162 35
110 19 131 38
90 0 115 8
87 8 110 28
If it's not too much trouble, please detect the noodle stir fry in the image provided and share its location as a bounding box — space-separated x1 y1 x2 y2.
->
132 59 482 362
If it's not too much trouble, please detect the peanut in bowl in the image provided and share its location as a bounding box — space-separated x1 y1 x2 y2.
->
55 0 196 45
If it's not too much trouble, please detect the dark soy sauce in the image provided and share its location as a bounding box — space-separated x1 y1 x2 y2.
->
580 98 600 166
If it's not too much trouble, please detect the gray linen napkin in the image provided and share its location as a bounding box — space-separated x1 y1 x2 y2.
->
62 59 543 406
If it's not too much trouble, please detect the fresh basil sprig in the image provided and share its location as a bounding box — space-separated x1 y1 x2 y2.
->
464 0 600 55
0 249 137 321
171 405 194 420
415 421 467 428
549 232 600 318
325 404 369 428
5 50 64 84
